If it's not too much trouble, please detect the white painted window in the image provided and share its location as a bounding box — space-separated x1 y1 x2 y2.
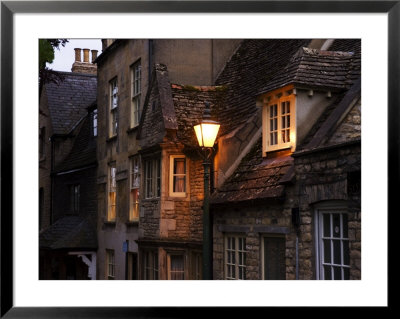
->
169 155 187 197
92 109 97 137
129 156 140 221
107 164 117 222
106 249 115 279
225 235 246 280
109 78 118 137
131 61 141 128
262 87 296 155
316 209 350 280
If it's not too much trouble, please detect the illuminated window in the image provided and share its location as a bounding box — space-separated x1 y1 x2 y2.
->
169 155 187 197
131 61 141 128
129 156 140 221
109 78 118 137
107 164 117 222
225 235 246 280
262 87 296 155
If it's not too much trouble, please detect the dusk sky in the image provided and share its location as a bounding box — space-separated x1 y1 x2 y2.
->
47 39 103 72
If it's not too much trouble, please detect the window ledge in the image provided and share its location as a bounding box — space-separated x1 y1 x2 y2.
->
106 135 117 143
126 220 139 226
127 126 139 134
104 221 116 227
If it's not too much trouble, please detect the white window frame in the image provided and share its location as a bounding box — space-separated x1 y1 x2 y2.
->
315 203 350 280
107 164 117 222
262 87 296 155
169 155 187 197
109 78 118 137
224 235 246 280
106 249 115 279
92 109 98 137
131 61 141 128
129 156 140 221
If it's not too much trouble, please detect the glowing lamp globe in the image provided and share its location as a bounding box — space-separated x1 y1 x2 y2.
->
194 102 220 148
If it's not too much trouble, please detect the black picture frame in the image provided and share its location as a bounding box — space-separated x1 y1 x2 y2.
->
1 1 395 317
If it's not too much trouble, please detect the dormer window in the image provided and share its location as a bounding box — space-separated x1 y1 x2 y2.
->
261 86 296 155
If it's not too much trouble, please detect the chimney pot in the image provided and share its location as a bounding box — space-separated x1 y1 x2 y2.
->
83 48 90 63
91 50 98 63
74 48 81 62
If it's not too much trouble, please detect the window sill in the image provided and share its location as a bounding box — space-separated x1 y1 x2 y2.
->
106 135 117 143
126 220 139 226
264 147 292 158
127 126 139 134
104 221 116 227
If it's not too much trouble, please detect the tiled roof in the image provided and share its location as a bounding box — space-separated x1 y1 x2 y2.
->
44 71 97 135
39 216 97 250
54 113 97 173
215 39 311 136
171 84 226 147
211 138 293 204
259 46 359 94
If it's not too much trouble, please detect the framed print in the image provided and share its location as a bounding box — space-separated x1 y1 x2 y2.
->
1 0 395 317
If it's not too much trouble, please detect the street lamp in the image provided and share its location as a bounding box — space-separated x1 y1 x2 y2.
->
194 101 220 280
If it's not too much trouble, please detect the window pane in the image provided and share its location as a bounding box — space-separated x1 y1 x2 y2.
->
324 265 332 280
333 266 342 280
323 239 331 264
333 214 341 238
343 240 350 265
170 255 184 280
323 214 331 237
342 214 348 238
333 240 341 265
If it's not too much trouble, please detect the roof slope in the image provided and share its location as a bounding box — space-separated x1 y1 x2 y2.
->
39 216 97 250
215 39 310 136
44 71 97 135
211 138 293 204
259 47 359 94
54 112 97 173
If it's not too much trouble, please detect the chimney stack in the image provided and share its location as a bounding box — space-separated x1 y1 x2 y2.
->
91 50 98 63
72 47 97 75
83 48 90 63
74 48 81 62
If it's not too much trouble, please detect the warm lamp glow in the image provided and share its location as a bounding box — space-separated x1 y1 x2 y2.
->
194 122 220 148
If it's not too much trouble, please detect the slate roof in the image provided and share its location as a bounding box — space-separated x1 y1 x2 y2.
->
39 216 97 250
215 39 311 136
44 71 97 135
259 47 359 94
171 84 226 147
211 138 293 204
54 113 97 173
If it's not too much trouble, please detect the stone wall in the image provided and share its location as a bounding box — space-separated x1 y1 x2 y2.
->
294 142 361 279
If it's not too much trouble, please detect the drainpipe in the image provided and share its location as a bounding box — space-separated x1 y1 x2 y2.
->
292 207 300 280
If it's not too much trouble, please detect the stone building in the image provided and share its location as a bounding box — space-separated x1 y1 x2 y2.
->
39 49 98 279
210 39 361 280
94 39 240 280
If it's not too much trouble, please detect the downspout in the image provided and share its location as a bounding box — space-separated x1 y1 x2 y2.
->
292 207 300 280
